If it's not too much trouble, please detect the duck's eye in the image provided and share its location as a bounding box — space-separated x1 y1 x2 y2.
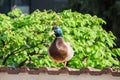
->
55 27 58 29
52 26 58 30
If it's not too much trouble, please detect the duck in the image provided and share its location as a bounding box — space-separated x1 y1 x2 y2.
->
48 26 74 67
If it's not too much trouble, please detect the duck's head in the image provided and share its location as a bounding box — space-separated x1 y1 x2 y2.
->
52 26 63 37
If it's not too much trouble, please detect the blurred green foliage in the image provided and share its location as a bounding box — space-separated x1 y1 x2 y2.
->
0 9 119 69
65 0 120 47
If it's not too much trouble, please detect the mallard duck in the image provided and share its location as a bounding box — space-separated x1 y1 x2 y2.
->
48 26 74 67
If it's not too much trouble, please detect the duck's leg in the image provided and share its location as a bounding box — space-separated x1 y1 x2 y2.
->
64 61 67 67
54 61 57 67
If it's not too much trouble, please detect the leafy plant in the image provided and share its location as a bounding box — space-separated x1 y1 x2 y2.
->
0 9 119 69
64 0 120 47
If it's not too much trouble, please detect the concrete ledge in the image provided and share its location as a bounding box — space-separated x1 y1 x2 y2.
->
0 67 119 80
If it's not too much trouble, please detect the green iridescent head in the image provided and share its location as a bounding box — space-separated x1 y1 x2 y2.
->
52 26 63 37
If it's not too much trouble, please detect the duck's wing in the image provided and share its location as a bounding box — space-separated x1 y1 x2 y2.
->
56 38 74 61
65 42 74 61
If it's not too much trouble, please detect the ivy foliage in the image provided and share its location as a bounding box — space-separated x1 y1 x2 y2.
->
0 9 119 69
